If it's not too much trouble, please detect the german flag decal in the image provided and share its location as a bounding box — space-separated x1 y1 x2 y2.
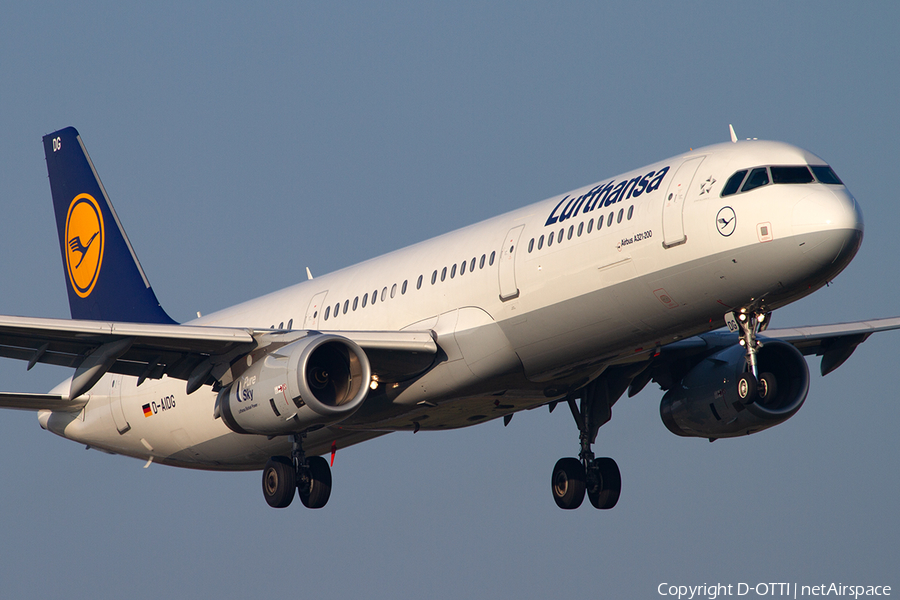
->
142 404 153 418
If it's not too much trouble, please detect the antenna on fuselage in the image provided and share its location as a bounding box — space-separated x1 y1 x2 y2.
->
729 124 738 143
306 267 314 280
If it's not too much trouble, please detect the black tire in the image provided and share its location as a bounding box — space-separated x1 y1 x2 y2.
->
587 457 621 510
298 456 332 509
757 372 778 406
551 457 585 510
262 456 295 508
737 372 757 404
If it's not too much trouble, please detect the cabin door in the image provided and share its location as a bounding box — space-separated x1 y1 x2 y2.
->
498 225 525 301
662 156 704 248
108 374 131 434
304 291 328 330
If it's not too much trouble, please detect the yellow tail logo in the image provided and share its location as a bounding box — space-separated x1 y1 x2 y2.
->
64 194 105 298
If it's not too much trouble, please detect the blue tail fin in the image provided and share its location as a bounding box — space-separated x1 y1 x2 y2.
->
43 127 177 324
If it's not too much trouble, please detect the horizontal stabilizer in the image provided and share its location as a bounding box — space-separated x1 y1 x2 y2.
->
0 392 85 412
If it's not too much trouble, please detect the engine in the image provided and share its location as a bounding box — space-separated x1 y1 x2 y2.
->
218 333 371 436
659 340 809 439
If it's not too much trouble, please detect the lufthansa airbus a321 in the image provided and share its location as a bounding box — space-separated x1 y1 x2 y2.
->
1 126 896 510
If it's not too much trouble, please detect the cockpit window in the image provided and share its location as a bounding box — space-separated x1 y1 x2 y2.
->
741 167 770 192
811 165 843 185
721 164 843 198
771 166 814 184
721 170 747 197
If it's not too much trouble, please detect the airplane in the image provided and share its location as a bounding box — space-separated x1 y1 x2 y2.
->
1 125 897 511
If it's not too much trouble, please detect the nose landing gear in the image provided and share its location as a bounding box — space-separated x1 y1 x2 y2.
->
727 308 777 404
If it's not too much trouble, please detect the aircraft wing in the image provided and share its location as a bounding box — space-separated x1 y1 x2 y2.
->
0 314 437 399
761 316 900 375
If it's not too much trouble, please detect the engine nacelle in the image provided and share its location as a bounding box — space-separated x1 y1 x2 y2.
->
660 340 809 439
218 333 371 436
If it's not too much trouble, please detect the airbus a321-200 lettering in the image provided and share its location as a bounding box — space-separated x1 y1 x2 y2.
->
1 126 896 510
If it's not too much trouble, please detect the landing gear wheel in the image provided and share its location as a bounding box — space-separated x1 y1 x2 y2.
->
737 373 757 404
262 456 295 508
552 457 585 509
757 372 777 405
298 456 332 509
587 457 621 510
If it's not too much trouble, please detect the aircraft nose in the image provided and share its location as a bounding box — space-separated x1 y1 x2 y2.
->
791 187 864 268
792 187 863 235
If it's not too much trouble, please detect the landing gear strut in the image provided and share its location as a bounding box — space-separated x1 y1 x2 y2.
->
551 378 622 510
262 433 332 509
727 308 776 404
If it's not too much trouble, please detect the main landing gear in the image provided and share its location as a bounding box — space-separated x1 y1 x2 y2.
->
551 378 622 510
262 433 332 509
727 308 777 404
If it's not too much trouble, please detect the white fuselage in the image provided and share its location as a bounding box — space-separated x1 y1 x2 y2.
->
39 140 864 470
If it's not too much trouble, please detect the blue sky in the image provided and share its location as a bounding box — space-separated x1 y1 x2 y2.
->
1 3 897 598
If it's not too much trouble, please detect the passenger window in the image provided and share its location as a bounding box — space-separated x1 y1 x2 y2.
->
721 170 747 197
450 264 457 278
577 222 583 236
741 167 769 192
617 209 623 224
353 297 358 311
287 319 292 329
460 260 466 275
417 275 423 290
528 238 534 253
771 166 813 184
362 293 368 307
811 165 843 184
441 267 447 282
607 212 613 227
479 254 486 269
325 306 330 320
334 303 340 317
538 234 544 249
597 216 603 231
343 300 349 314
391 283 397 298
567 225 574 240
548 231 554 246
558 228 564 243
470 257 476 272
432 270 437 285
381 287 387 301
587 219 593 233
489 251 495 266
402 280 408 294
372 290 378 304
627 206 633 220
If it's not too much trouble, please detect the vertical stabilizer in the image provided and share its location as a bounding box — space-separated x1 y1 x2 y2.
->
43 127 177 324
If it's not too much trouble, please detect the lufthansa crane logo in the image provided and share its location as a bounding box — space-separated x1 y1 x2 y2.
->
65 194 105 298
716 206 736 237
